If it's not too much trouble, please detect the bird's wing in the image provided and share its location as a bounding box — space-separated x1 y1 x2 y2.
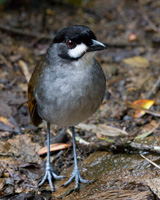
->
28 60 44 126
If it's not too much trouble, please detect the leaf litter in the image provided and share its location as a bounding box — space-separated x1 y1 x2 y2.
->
0 0 160 199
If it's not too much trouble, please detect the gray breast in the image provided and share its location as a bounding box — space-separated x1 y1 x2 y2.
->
35 57 106 127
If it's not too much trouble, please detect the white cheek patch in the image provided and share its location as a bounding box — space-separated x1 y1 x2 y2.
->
68 43 87 58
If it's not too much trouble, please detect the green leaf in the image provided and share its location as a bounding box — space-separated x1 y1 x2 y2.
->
135 129 154 139
102 138 114 143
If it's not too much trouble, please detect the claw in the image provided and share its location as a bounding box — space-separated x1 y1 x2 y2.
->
38 165 65 191
62 168 90 190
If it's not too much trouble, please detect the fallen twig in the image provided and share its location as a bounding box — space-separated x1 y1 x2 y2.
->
138 0 160 32
140 154 160 170
67 128 90 145
0 53 13 69
129 141 160 154
87 140 160 154
0 24 54 40
146 77 160 99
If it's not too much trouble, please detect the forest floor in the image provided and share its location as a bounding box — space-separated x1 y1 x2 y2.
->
0 0 160 199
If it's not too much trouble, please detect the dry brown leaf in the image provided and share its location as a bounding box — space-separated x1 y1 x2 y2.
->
0 178 5 190
146 178 160 199
76 123 128 137
19 162 40 168
18 60 31 82
123 56 149 68
19 83 28 92
0 116 15 129
38 143 72 155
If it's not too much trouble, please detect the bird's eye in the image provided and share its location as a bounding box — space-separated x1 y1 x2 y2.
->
67 40 76 48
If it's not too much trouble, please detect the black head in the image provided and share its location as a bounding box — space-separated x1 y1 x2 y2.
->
53 25 107 61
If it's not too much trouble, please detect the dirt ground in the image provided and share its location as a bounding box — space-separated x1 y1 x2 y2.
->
0 0 160 199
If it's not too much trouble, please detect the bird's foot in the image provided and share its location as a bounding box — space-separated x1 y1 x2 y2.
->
62 168 90 191
38 163 65 191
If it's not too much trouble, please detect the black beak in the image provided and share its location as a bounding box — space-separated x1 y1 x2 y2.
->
87 39 107 52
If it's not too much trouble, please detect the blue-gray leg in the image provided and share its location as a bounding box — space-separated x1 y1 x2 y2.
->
38 122 64 191
63 126 90 190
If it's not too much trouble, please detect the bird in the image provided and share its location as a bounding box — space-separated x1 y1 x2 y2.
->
28 25 107 191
